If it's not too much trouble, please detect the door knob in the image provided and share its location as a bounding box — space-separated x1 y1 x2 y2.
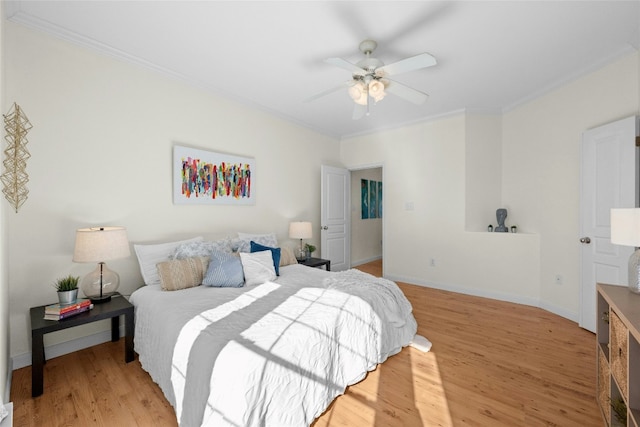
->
579 237 591 244
321 226 328 230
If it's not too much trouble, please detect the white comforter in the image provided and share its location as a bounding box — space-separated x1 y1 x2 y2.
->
130 264 417 427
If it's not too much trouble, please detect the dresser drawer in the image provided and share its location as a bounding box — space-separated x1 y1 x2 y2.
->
611 308 628 400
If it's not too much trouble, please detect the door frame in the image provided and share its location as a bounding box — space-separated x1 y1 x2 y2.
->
578 115 639 332
349 162 385 275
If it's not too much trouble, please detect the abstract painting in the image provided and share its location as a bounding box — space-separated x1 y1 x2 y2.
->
174 145 255 205
361 179 369 219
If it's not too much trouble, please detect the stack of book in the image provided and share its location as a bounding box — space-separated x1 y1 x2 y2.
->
44 299 93 320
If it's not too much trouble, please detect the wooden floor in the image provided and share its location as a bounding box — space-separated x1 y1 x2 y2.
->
11 259 602 426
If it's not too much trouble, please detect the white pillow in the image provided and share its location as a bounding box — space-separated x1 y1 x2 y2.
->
240 251 276 286
134 236 203 286
236 232 278 253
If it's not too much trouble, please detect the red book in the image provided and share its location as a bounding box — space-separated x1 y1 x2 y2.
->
44 299 91 315
44 303 93 320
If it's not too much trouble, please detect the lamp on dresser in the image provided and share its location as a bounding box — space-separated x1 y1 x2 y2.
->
610 208 640 293
73 226 130 303
289 221 312 261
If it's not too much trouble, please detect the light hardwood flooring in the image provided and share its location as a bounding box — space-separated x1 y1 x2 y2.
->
11 259 602 426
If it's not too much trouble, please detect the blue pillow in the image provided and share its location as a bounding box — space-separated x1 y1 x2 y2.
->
250 241 281 276
203 250 244 287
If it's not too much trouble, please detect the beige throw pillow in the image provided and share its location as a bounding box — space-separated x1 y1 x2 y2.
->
157 256 209 291
279 246 298 267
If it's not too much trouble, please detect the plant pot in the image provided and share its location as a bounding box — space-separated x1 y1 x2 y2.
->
57 289 78 305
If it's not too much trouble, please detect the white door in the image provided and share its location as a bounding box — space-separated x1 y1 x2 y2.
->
321 165 350 271
579 116 638 332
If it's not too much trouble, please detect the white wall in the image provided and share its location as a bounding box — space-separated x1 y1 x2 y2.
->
4 22 340 363
341 115 541 307
0 0 10 403
465 114 502 232
341 52 639 320
502 53 639 318
350 167 382 265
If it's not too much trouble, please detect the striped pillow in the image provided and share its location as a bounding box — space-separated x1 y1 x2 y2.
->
157 257 209 291
203 250 244 288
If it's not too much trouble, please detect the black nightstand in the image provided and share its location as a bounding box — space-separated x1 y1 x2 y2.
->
298 257 331 271
29 292 134 397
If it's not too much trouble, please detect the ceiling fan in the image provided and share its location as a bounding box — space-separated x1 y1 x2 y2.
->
306 39 437 119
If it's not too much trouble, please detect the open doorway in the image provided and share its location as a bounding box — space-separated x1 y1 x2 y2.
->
350 166 383 275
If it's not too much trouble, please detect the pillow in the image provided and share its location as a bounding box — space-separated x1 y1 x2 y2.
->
203 250 244 287
250 241 281 276
171 238 232 259
237 232 278 253
134 236 204 286
240 251 276 286
156 256 209 291
279 246 298 267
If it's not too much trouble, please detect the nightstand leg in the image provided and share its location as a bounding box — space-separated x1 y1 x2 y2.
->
124 308 134 363
32 331 44 397
111 316 119 342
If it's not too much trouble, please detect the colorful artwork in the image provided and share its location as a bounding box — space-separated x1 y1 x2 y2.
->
360 179 383 220
369 180 377 219
377 181 383 218
361 179 369 219
173 145 255 205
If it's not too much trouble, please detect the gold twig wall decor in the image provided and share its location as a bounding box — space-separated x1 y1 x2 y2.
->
1 103 32 212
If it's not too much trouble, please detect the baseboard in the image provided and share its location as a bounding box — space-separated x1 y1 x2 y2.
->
4 358 11 404
12 324 126 370
351 256 382 267
385 273 574 317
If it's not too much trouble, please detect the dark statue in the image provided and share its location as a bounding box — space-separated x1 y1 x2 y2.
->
495 208 508 232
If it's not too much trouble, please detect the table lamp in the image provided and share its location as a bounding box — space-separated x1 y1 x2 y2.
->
610 208 640 293
73 226 130 303
289 221 312 261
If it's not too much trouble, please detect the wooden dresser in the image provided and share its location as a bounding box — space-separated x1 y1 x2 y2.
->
597 283 640 426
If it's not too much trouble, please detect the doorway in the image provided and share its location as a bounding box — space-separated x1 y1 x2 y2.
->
350 166 383 273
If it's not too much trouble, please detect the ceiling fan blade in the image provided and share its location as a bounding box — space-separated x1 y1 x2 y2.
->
325 57 366 76
377 53 437 76
352 103 367 120
385 80 429 105
303 80 353 103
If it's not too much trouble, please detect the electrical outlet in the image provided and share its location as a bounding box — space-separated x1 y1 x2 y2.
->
555 274 563 285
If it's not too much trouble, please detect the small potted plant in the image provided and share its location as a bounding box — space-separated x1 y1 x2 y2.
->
54 275 79 305
304 243 316 260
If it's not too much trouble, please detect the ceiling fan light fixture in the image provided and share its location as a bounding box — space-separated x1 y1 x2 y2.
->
348 82 368 105
369 80 386 102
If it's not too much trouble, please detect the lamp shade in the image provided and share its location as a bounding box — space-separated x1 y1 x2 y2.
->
289 222 312 240
73 226 131 263
611 208 640 247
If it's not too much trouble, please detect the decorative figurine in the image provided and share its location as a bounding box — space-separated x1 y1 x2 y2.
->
495 208 508 232
488 225 493 232
511 225 517 233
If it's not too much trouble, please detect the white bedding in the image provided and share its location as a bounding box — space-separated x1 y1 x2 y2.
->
130 264 417 427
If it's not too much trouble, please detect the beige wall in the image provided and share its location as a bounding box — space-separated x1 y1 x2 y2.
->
503 53 639 317
341 53 639 320
341 115 542 308
0 0 9 403
350 167 382 265
4 22 340 361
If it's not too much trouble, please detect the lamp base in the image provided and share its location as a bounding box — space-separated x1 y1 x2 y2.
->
629 248 640 294
90 295 112 304
81 262 120 302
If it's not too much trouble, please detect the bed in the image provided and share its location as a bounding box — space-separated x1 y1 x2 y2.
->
129 237 419 427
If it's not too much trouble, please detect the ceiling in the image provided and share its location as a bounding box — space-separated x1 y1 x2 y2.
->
5 1 640 139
